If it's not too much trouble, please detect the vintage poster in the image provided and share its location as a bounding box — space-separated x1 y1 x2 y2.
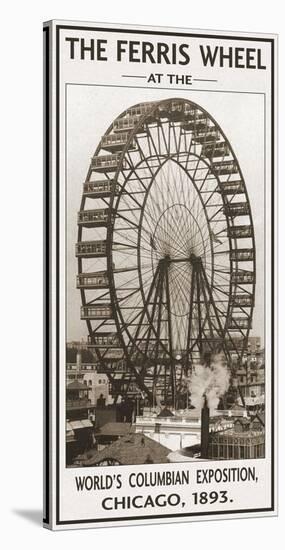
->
43 20 277 529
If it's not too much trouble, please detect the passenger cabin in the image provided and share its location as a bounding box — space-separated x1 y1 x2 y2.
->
168 110 185 122
192 127 219 143
228 225 253 238
76 271 109 289
213 160 238 175
101 348 125 361
75 240 107 258
202 142 230 158
230 294 253 307
159 102 195 120
81 304 112 320
126 102 157 117
170 99 184 110
231 270 254 284
186 112 207 123
167 101 186 122
228 317 251 330
91 153 124 173
101 132 135 152
156 102 176 118
223 203 250 217
88 333 120 347
218 181 245 195
83 179 118 198
230 249 254 262
183 106 197 119
77 208 110 228
113 116 144 133
181 118 208 133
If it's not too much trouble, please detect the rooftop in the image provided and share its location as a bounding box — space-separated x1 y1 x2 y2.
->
77 433 170 466
252 412 265 426
67 380 91 391
157 407 175 418
211 429 264 441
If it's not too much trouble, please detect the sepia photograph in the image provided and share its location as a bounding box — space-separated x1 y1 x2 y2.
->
65 90 265 468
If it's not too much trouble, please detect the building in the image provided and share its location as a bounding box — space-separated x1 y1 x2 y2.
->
66 340 89 351
203 401 265 460
75 433 170 466
81 372 109 406
168 404 265 462
135 407 233 451
248 336 262 352
208 428 265 459
66 378 95 465
135 410 200 450
66 379 95 420
235 344 265 404
66 349 110 406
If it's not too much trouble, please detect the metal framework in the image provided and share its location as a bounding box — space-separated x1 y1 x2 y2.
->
76 98 256 408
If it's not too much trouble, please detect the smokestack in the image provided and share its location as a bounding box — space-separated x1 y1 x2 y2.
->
76 349 82 371
200 394 210 458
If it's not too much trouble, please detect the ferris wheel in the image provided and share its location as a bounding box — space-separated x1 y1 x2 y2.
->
76 98 255 407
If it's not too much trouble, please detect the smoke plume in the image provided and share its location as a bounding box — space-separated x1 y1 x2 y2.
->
188 354 230 411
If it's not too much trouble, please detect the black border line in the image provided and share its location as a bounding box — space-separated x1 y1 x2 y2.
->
43 24 50 526
57 24 274 42
56 24 60 526
55 23 276 526
270 38 275 510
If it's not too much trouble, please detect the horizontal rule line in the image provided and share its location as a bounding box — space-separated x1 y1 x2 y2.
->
193 78 218 82
122 75 147 79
